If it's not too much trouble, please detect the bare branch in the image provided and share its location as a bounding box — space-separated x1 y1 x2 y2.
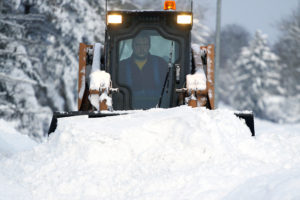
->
0 34 43 45
0 72 39 85
0 105 52 115
0 19 24 28
0 14 46 21
0 50 41 62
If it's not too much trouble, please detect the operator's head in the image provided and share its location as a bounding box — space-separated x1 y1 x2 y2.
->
132 33 150 60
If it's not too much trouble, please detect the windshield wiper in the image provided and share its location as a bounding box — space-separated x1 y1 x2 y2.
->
157 41 174 108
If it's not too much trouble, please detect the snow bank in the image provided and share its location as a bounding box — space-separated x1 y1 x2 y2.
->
224 168 300 200
0 119 37 158
1 107 300 200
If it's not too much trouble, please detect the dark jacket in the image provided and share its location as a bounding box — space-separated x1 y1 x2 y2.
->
119 54 168 109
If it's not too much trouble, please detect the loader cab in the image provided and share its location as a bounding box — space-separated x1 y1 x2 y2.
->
105 11 193 110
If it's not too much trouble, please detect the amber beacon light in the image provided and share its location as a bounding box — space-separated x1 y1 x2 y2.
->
164 0 176 10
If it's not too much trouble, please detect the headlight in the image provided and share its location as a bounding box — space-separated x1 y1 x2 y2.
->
177 15 192 24
107 14 122 24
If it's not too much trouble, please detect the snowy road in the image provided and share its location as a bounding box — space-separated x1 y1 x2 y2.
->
0 106 300 200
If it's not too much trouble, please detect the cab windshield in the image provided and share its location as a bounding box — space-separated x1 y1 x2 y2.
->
117 29 179 109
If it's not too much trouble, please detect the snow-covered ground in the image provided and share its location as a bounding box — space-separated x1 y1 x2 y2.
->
0 120 37 158
0 106 300 200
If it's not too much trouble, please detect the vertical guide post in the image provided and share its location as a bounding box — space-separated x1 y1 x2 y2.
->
78 43 87 111
215 0 222 108
105 0 108 25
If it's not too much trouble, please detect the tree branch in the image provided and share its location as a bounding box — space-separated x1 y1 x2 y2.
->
0 72 39 85
0 14 46 21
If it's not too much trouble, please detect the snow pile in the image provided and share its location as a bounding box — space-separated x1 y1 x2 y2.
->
89 70 112 110
188 44 207 91
224 168 300 200
89 70 111 90
0 120 37 158
186 71 206 91
88 43 112 110
1 107 300 200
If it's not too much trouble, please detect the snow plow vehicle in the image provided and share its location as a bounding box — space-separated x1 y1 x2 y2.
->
48 0 255 136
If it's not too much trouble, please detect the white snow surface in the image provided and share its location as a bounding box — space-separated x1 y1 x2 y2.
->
89 70 111 90
186 71 206 90
0 119 37 158
1 106 300 200
191 43 202 55
89 70 112 110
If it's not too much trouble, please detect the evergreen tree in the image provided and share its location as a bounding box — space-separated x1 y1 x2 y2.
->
0 0 110 139
229 30 283 120
0 0 51 140
273 4 300 123
214 24 251 104
274 4 300 96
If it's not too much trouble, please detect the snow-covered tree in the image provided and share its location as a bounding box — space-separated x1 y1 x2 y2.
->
219 24 250 68
274 5 300 96
0 0 113 139
272 4 300 123
0 0 52 140
229 30 283 120
212 24 251 104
